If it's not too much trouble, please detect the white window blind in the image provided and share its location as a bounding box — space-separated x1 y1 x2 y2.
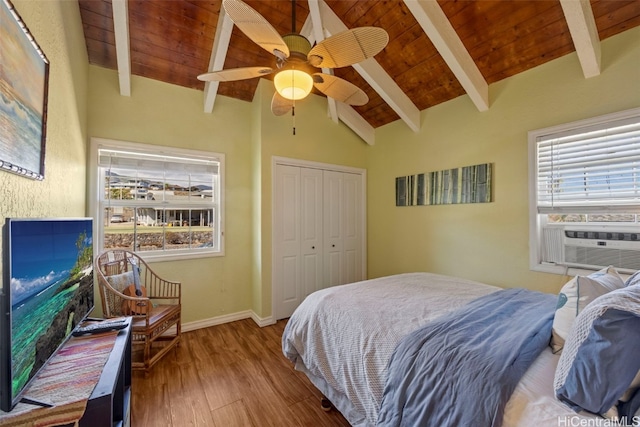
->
536 115 640 214
99 147 221 205
99 149 219 175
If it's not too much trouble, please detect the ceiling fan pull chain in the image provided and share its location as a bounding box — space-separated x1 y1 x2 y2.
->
291 67 296 135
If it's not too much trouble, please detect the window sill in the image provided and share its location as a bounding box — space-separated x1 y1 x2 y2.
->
135 249 225 264
530 263 599 277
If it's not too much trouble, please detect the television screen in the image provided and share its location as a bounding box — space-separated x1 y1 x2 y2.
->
1 218 94 412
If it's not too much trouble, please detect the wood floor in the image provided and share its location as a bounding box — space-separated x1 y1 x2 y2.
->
131 319 351 426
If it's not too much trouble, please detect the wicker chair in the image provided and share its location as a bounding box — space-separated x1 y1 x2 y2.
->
95 249 181 374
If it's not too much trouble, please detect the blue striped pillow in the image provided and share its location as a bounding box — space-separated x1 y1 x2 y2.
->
554 285 640 418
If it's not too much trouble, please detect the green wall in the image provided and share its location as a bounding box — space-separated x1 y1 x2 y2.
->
366 26 640 294
0 0 88 280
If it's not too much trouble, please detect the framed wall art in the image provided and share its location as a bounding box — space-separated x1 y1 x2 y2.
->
396 163 492 206
0 0 49 180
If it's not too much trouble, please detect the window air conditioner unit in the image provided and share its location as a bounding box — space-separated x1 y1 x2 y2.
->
542 226 640 273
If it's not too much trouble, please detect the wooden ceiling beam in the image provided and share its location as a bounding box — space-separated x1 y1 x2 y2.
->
559 0 601 78
203 6 234 113
403 0 489 112
319 0 421 134
112 0 131 96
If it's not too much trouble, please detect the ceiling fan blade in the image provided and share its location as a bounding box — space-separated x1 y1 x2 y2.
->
312 73 369 106
271 92 293 116
197 67 273 82
308 27 389 68
223 0 290 59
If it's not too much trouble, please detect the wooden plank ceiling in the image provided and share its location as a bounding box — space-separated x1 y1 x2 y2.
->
78 0 640 141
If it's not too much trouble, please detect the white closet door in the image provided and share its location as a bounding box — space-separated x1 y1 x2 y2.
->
323 170 363 288
274 165 323 319
274 165 302 319
273 160 365 320
300 167 324 297
342 172 363 284
323 170 344 287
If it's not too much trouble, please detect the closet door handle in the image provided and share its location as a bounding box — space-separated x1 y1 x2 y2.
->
312 246 315 249
332 244 335 247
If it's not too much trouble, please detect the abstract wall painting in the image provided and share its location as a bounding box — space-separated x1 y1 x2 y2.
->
0 0 49 180
396 163 492 206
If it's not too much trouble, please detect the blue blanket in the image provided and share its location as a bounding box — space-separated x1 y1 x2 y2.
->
377 288 556 427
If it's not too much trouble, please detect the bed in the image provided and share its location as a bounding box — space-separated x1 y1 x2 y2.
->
282 272 640 426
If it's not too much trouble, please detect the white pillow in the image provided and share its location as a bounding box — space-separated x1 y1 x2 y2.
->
105 271 135 292
550 266 624 353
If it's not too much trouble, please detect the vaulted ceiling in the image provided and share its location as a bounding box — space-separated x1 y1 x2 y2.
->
78 0 640 144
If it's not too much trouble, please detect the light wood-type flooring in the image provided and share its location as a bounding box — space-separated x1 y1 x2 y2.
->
131 318 351 426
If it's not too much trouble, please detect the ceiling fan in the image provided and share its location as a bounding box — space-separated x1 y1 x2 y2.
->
197 0 389 117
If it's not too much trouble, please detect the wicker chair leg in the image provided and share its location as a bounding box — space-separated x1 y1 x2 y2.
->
144 337 151 373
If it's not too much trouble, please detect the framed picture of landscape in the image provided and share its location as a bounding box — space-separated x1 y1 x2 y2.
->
0 0 49 180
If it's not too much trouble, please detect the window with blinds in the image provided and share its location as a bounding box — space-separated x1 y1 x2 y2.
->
528 108 640 274
536 116 640 214
96 141 224 258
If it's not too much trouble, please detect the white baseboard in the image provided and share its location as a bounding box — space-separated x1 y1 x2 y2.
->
251 312 276 327
181 310 276 332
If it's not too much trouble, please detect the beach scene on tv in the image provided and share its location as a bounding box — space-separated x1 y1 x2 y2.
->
9 219 94 401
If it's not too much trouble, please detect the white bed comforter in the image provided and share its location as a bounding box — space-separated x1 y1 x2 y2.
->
282 272 601 426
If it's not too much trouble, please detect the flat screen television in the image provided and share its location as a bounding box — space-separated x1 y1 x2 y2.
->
0 218 94 412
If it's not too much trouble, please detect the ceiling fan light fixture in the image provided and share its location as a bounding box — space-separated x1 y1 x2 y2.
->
274 69 313 101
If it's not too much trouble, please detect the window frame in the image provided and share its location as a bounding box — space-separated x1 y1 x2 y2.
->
89 137 225 262
528 107 640 275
